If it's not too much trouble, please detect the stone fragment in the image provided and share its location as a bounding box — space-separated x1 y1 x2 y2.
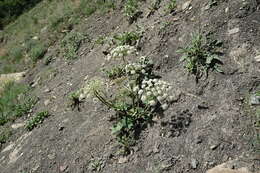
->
254 55 260 62
191 158 198 169
11 123 25 129
182 1 191 10
228 28 239 35
250 94 260 105
118 157 128 164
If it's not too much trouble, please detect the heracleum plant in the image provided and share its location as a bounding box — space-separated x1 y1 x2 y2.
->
76 56 175 154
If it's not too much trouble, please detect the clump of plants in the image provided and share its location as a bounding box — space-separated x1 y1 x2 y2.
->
61 31 86 60
68 91 83 111
26 111 50 131
78 56 174 154
0 82 37 125
102 65 126 79
167 0 177 14
113 31 141 46
124 0 141 23
106 45 136 61
178 33 223 81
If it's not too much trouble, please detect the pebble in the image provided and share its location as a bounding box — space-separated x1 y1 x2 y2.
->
228 28 239 35
250 94 260 105
118 157 128 164
59 165 68 172
210 144 219 150
182 1 191 10
254 55 260 62
191 158 198 169
44 99 51 106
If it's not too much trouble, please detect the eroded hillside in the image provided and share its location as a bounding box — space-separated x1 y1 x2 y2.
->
0 0 259 173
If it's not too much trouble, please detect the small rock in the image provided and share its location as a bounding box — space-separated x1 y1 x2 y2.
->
44 88 51 93
198 102 209 109
118 157 128 164
44 99 51 106
153 143 160 153
32 36 38 40
58 126 65 131
210 144 219 150
11 123 25 129
47 153 56 160
59 165 68 172
254 55 260 62
250 94 260 105
228 28 239 35
182 1 191 10
191 158 199 169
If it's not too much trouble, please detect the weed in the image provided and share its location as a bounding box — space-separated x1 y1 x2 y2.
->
44 56 53 65
61 31 86 60
95 35 107 45
68 91 83 111
113 31 140 46
124 0 141 23
29 43 47 63
159 21 172 33
0 82 36 125
167 0 177 14
88 157 104 172
79 56 174 154
147 0 162 17
26 111 50 131
79 0 115 17
102 65 126 79
0 128 12 144
9 47 24 62
178 33 223 81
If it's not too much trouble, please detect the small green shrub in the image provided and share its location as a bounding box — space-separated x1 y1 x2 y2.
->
113 31 140 46
61 31 86 60
26 111 50 131
79 0 115 16
102 65 126 79
9 47 24 62
0 128 12 144
124 0 140 23
178 33 223 81
0 82 34 125
167 0 177 13
68 91 82 111
29 43 47 62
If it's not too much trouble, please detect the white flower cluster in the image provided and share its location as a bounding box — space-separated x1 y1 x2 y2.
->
106 45 136 61
125 56 153 76
133 78 174 110
78 78 105 101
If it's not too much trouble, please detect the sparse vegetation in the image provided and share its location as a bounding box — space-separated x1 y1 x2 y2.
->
0 128 12 144
78 56 174 154
0 82 36 125
61 31 86 60
88 157 104 172
113 31 141 46
167 0 177 14
102 65 126 79
29 43 48 63
68 91 83 111
178 33 223 81
124 0 141 23
26 111 50 131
